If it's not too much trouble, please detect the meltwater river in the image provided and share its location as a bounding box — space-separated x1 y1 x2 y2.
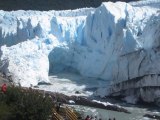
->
38 72 160 120
72 103 160 120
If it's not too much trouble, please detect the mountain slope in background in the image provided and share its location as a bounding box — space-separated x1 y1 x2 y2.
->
0 0 137 11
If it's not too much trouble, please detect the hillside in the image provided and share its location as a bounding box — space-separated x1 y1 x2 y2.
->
0 0 137 11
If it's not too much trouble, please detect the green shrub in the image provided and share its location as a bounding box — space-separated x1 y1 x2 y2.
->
0 86 53 120
0 102 12 120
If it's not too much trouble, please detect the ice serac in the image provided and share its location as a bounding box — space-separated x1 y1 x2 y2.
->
0 1 160 104
79 1 160 104
0 9 90 87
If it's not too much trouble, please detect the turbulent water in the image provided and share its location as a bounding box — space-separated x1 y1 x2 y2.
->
37 72 160 120
73 105 160 120
38 72 109 97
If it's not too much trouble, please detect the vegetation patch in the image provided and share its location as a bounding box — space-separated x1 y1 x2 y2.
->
0 86 53 120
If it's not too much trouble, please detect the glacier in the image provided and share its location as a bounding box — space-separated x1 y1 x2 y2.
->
0 0 160 104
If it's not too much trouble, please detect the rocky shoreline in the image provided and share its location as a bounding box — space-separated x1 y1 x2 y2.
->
42 91 130 114
143 113 160 120
1 73 160 118
0 76 130 115
0 73 130 114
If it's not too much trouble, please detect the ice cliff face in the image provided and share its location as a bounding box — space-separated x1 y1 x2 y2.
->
0 1 160 103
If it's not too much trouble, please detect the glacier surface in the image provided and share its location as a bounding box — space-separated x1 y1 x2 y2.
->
0 1 160 103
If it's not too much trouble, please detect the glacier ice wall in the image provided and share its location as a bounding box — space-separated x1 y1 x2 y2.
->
0 1 160 103
0 8 90 86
